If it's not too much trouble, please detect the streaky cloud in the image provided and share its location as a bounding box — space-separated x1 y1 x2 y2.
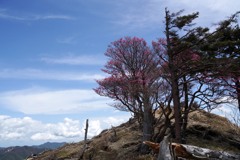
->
57 36 78 44
41 55 105 66
35 15 75 20
0 10 74 21
110 0 163 30
0 87 111 115
108 0 240 32
0 68 104 81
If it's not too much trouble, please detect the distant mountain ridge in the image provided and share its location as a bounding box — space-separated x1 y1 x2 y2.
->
33 142 66 149
0 142 66 160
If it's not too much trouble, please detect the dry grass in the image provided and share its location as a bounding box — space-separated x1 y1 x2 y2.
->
187 110 240 153
33 110 240 160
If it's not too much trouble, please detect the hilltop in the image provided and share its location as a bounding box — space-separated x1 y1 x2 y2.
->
0 142 65 160
32 110 240 160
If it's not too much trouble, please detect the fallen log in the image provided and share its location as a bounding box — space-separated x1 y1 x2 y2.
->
144 136 240 160
181 144 240 160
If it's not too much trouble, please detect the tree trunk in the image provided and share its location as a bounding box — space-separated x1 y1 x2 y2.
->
165 8 182 143
171 77 182 143
141 96 154 154
181 76 189 144
236 79 240 112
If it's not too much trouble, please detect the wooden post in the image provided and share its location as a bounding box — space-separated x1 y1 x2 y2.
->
84 119 89 143
79 119 89 160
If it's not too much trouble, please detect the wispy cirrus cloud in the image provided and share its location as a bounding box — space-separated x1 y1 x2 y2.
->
0 68 104 81
0 9 74 21
41 55 106 66
36 15 75 20
109 0 163 30
57 36 78 44
0 87 111 115
172 0 240 14
108 0 240 31
165 0 240 28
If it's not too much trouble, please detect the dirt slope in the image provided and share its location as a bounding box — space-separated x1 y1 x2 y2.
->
32 110 240 160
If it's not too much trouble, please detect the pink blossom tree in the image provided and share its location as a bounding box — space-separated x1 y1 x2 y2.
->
94 37 161 153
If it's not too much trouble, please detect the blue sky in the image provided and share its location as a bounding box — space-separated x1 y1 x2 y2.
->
0 0 239 147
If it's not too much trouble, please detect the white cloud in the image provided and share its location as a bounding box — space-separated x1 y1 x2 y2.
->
83 120 102 137
0 116 89 142
41 55 105 66
0 114 130 147
211 98 240 126
103 116 127 127
0 87 111 114
0 116 41 140
31 133 60 141
0 68 104 81
30 118 90 141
